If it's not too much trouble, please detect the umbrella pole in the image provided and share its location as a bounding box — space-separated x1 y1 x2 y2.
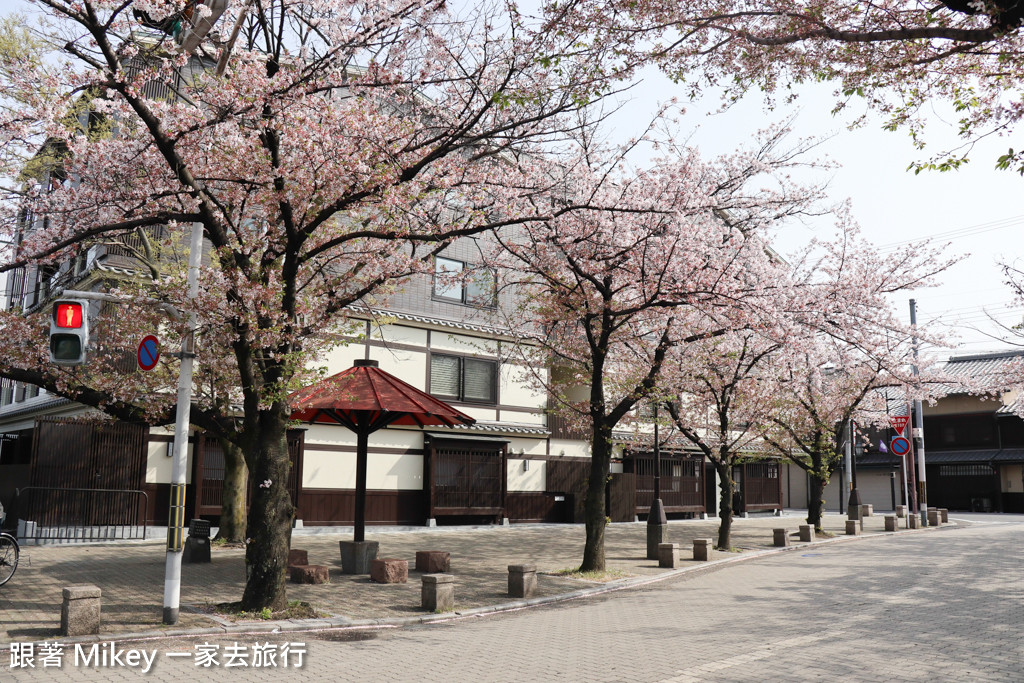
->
355 430 368 543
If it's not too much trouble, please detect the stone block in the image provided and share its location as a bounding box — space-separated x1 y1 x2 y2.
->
928 509 941 526
60 585 101 637
339 540 379 574
415 550 451 573
422 573 455 612
508 563 538 598
884 515 898 532
845 520 861 536
896 505 908 518
798 525 815 542
940 508 949 523
370 558 409 584
288 549 308 567
657 543 679 568
773 528 790 547
693 538 713 562
908 514 919 529
290 564 330 584
861 504 874 517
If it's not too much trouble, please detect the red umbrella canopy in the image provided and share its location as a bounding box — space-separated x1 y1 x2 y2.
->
290 359 475 433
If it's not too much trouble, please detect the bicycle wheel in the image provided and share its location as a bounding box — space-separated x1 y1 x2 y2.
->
0 533 18 586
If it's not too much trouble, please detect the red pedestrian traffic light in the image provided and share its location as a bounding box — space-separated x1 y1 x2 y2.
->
49 299 89 365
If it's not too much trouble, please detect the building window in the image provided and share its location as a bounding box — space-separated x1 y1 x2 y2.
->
430 354 497 404
433 256 496 307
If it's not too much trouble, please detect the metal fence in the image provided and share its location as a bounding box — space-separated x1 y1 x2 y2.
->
12 487 148 544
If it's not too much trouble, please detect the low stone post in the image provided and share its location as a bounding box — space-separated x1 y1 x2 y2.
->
798 525 815 542
692 538 713 562
422 574 455 612
896 505 908 518
773 528 790 547
940 508 949 523
658 543 679 568
884 515 897 532
927 509 941 526
61 585 101 637
288 549 308 567
908 514 919 529
845 520 861 536
861 504 874 518
508 564 537 598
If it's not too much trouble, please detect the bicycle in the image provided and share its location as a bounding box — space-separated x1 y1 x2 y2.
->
0 507 17 586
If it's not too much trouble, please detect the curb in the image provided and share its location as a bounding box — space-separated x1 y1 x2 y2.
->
0 519 963 650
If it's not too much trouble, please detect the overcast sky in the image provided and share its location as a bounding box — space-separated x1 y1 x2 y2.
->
5 1 1022 358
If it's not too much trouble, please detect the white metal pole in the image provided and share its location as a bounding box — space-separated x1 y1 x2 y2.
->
162 220 203 625
910 299 928 526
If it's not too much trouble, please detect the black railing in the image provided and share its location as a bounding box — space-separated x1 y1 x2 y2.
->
12 487 148 544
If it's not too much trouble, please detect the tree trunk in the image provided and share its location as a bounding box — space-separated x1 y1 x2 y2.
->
215 438 248 543
807 470 827 532
580 425 613 572
715 460 734 549
240 404 293 611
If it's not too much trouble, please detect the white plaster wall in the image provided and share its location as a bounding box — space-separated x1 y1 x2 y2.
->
317 341 366 377
500 363 546 409
507 458 546 492
1002 464 1024 494
506 437 548 457
549 439 590 459
461 405 499 422
145 437 194 484
499 408 545 426
302 449 424 490
429 332 497 356
370 348 427 390
370 323 429 348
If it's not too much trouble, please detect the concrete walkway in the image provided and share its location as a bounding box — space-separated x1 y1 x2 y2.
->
0 511 960 646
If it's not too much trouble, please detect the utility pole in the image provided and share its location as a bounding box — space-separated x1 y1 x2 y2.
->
910 299 929 527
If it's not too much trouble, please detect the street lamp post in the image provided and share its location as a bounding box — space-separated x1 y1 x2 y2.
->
646 402 668 560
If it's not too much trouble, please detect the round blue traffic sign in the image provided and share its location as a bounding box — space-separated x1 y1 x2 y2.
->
890 436 911 456
137 335 160 371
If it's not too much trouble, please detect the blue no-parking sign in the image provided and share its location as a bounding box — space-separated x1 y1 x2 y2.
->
890 436 911 456
137 335 160 371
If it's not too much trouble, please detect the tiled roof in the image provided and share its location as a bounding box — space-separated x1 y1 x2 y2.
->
942 350 1024 381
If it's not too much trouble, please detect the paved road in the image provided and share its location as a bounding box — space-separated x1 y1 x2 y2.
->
6 518 1023 682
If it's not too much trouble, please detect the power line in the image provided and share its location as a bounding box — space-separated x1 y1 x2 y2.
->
875 214 1024 252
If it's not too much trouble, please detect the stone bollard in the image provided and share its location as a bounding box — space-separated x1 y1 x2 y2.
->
845 520 861 536
508 564 538 598
773 528 790 547
658 543 680 568
861 504 874 518
422 574 455 612
928 509 941 526
908 514 919 529
370 558 409 584
884 515 897 532
288 549 309 567
61 585 101 637
940 508 949 523
692 538 713 562
896 505 908 518
798 525 815 543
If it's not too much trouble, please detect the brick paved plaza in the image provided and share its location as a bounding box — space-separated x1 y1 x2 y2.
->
3 513 1023 681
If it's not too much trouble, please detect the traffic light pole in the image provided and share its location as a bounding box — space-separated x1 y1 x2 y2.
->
162 220 203 625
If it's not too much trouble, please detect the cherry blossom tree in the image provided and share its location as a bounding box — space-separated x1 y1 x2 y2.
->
495 127 832 571
660 328 786 550
549 0 1024 171
0 0 622 611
